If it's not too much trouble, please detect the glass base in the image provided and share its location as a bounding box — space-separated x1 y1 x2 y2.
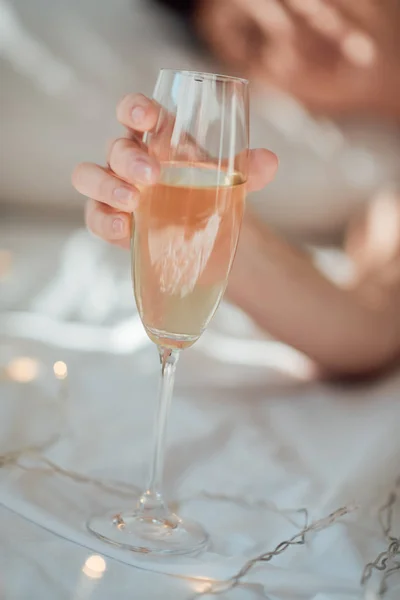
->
87 510 209 555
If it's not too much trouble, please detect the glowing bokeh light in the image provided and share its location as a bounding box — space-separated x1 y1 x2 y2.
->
6 357 39 383
189 578 214 593
53 360 68 379
82 555 106 580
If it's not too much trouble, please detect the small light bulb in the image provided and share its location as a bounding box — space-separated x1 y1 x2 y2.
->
82 555 106 579
6 357 39 383
53 361 68 380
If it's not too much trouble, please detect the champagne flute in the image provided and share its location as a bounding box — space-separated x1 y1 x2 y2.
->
88 69 249 555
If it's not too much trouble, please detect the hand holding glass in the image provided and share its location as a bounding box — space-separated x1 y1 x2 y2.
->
88 69 249 554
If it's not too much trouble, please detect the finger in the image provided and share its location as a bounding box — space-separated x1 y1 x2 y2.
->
116 92 199 161
248 149 278 192
284 0 345 41
106 134 141 164
85 198 132 245
283 0 376 66
325 0 383 35
109 238 131 250
72 162 139 211
107 137 160 186
196 0 268 70
115 94 278 193
239 0 294 37
116 93 161 133
279 0 342 66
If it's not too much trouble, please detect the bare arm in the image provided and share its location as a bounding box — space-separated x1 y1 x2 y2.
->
227 210 400 376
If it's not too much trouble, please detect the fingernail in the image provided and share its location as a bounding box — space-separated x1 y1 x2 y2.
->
131 106 146 126
113 186 134 206
112 218 124 236
130 159 153 184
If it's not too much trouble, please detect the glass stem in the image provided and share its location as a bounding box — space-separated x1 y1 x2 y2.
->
137 346 179 519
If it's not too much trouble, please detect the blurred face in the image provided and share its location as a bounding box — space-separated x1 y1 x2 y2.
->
194 0 400 118
195 0 265 73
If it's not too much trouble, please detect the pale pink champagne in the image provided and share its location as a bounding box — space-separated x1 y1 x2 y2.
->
132 163 246 349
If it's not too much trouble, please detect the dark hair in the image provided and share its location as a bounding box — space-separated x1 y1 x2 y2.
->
151 0 197 20
149 0 203 48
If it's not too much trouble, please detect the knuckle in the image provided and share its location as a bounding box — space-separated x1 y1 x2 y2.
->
108 137 128 165
98 173 114 202
109 138 146 173
106 137 119 157
116 93 131 119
